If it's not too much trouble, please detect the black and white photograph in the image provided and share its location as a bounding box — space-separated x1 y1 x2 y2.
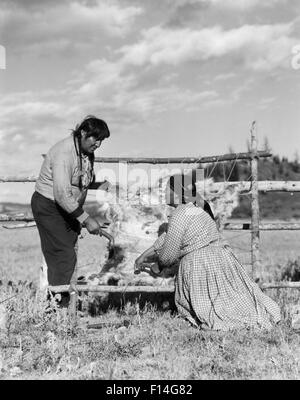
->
0 0 300 383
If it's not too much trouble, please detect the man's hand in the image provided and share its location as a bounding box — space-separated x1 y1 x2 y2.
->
88 179 112 191
83 216 101 235
99 180 112 191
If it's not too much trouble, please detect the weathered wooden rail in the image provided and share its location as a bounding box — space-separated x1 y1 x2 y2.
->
2 216 300 232
201 180 300 193
224 222 300 231
0 176 37 182
0 214 35 222
49 285 175 293
48 281 300 294
2 179 299 191
92 151 272 164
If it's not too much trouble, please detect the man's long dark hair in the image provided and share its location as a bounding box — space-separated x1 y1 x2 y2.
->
72 115 110 189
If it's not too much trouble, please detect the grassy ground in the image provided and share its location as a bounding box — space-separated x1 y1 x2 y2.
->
0 286 300 380
223 228 300 282
0 224 300 380
1 224 300 284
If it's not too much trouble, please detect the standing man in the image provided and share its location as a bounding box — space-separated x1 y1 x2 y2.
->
31 115 110 307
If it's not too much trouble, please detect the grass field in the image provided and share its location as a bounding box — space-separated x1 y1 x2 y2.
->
1 223 299 283
0 223 300 380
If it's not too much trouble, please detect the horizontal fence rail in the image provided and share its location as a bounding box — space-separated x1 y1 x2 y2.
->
2 217 300 232
0 214 34 221
1 178 300 193
206 181 300 193
0 176 37 182
261 282 300 289
224 222 300 231
49 284 175 294
93 151 272 164
2 222 37 229
48 282 300 294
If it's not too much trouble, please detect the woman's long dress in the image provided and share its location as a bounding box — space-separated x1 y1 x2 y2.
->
153 203 281 331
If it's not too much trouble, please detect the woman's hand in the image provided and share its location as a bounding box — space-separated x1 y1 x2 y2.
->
83 216 101 234
150 263 162 277
134 255 145 274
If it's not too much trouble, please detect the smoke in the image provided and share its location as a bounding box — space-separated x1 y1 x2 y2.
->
88 177 239 286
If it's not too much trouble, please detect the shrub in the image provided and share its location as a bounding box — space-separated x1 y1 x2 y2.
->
281 258 300 282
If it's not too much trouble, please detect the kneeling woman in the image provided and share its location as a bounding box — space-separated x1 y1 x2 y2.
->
135 175 281 331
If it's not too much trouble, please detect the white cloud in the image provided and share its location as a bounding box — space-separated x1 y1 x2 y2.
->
1 2 299 174
207 0 284 10
72 57 219 119
231 78 255 102
0 48 220 177
1 0 143 52
119 23 298 71
169 0 285 11
67 1 142 36
0 90 70 176
119 87 218 115
74 59 133 97
214 72 236 81
1 17 297 177
258 96 277 109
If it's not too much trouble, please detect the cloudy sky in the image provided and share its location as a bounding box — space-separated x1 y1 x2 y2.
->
0 0 300 202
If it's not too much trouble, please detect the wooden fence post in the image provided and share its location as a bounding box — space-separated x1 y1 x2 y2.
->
250 121 260 280
68 292 77 322
68 241 79 323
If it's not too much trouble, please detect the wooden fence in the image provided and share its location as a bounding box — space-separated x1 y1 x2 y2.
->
1 122 300 316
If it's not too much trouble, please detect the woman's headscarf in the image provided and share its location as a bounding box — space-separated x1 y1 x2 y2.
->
166 173 215 220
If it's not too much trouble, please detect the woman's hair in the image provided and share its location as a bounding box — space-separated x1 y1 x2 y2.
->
72 115 110 140
166 172 215 220
167 173 196 205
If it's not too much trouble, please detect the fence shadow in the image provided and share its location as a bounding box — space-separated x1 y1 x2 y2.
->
78 291 177 316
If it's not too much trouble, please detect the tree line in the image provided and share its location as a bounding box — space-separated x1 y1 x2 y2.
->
205 153 300 182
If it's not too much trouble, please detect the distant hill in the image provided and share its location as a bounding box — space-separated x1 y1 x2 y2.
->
205 155 300 220
0 201 97 217
0 202 32 214
205 154 300 182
